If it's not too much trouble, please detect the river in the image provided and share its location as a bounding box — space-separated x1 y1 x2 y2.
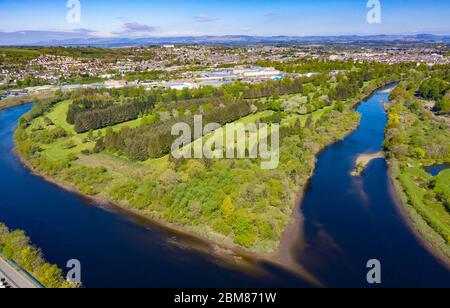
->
0 86 449 288
296 85 450 287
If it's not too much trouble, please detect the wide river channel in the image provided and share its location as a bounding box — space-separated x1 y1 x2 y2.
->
0 86 449 287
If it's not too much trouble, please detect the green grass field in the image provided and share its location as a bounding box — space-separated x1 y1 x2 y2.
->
399 167 450 242
29 100 143 161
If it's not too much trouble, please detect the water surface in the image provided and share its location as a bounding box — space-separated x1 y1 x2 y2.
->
425 163 450 176
296 87 450 287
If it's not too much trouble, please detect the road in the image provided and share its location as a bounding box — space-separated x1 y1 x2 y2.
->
0 257 38 288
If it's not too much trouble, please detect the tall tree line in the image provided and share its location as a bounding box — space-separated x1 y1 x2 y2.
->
96 99 255 160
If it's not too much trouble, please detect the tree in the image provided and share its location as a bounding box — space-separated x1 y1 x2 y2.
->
221 196 234 224
305 115 315 129
390 85 411 101
335 101 345 113
436 97 450 114
418 78 450 101
86 130 94 141
232 214 256 248
387 112 401 128
335 82 349 101
413 147 426 160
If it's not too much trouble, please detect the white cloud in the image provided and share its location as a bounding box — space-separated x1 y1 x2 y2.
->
112 22 158 35
194 15 218 23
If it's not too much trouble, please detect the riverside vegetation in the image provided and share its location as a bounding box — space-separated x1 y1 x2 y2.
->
385 66 450 259
0 223 77 288
15 61 412 254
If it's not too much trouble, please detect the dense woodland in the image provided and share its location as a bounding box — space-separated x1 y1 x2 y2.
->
97 98 253 160
416 72 450 114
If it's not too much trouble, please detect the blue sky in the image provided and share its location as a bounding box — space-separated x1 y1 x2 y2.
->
0 0 449 40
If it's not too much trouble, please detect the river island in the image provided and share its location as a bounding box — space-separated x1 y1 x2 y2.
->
6 57 450 287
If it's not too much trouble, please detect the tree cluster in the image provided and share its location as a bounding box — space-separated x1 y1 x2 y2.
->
96 99 254 160
417 78 450 101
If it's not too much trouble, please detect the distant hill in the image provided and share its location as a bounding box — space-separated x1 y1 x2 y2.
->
1 33 450 47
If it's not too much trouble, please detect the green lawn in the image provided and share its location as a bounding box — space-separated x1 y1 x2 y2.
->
46 100 74 133
31 100 144 161
399 167 450 242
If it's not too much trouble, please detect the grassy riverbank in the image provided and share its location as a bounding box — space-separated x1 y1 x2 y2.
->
385 81 450 263
390 161 450 264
